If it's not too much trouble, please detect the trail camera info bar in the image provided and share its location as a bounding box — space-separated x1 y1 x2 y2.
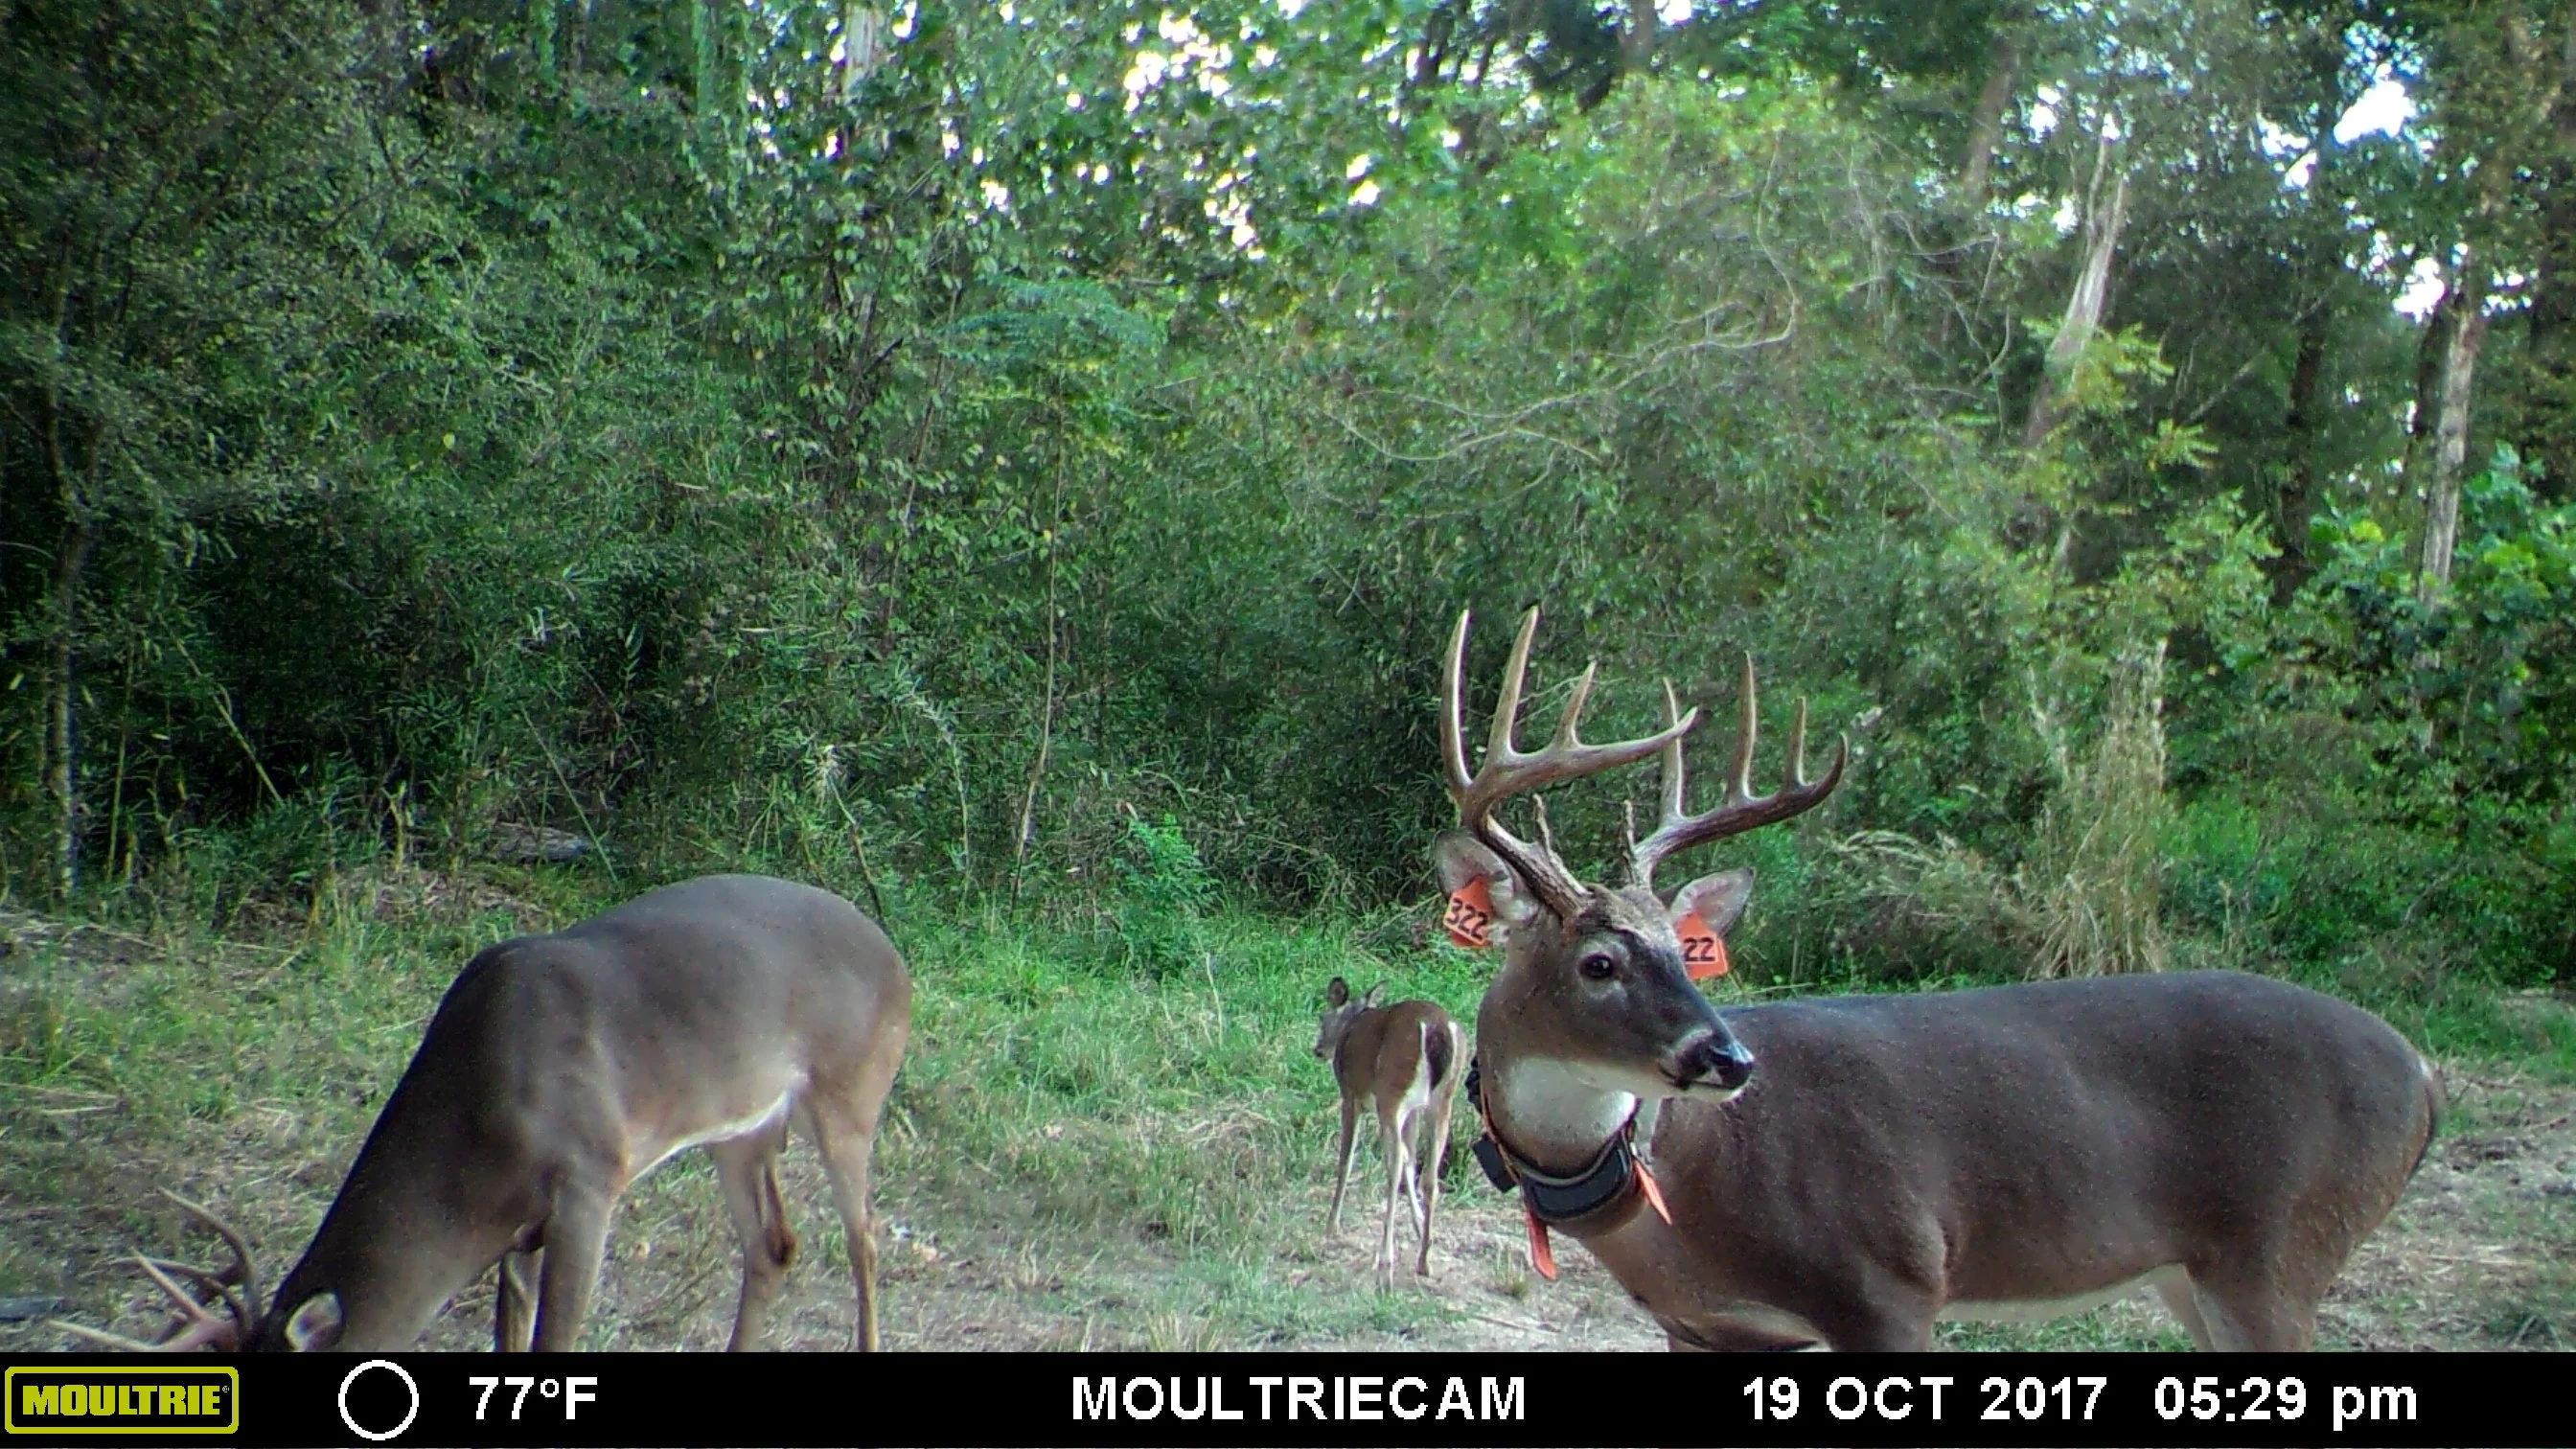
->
0 1351 2527 1447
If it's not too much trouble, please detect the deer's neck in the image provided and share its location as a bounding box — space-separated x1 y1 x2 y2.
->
266 1075 519 1348
1484 1055 1637 1178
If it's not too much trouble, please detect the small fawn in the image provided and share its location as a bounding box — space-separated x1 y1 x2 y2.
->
1313 977 1465 1290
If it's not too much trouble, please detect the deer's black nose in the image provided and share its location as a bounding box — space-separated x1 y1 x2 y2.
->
1679 1032 1756 1091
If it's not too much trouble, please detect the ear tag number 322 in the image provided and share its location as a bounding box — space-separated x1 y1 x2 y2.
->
1443 879 1496 950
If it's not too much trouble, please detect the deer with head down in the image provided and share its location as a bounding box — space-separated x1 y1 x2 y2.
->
58 873 911 1353
1437 606 2443 1351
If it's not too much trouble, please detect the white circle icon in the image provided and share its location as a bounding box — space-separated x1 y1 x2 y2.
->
337 1360 419 1442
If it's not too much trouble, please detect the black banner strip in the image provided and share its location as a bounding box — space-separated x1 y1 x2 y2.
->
0 1351 2526 1448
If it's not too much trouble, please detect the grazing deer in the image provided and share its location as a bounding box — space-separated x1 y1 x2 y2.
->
1313 977 1465 1291
58 873 912 1353
1436 607 2444 1351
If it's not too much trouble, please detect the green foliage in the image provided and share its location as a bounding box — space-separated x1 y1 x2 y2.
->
1107 815 1218 978
0 0 2569 1011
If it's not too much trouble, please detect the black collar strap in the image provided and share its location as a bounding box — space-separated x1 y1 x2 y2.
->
1464 1054 1647 1229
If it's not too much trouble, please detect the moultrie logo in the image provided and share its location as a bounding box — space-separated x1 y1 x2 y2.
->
7 1366 240 1435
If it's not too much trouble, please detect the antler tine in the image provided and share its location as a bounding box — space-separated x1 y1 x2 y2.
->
45 1245 247 1355
1552 661 1598 749
51 1318 168 1352
140 1256 251 1328
1490 606 1543 770
1629 654 1850 890
1728 654 1760 804
158 1187 262 1327
133 1254 229 1330
1626 679 1692 888
1660 679 1690 819
1440 608 1699 917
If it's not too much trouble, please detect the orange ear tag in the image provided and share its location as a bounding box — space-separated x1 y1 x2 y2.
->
1676 911 1731 980
1444 878 1498 950
1524 1207 1559 1280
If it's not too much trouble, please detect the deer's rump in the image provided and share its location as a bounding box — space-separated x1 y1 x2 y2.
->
1656 970 2438 1310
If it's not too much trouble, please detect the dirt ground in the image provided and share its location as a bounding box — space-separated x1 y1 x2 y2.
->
4 906 2569 1354
692 1072 2576 1354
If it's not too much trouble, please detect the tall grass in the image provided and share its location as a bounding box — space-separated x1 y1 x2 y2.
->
1823 644 2173 980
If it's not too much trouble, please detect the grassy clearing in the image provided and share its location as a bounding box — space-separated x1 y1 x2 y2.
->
3 862 2571 1352
0 870 1512 1348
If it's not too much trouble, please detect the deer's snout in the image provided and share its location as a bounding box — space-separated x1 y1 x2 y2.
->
1671 1030 1756 1093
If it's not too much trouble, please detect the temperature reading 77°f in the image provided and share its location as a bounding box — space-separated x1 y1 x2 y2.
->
470 1375 600 1421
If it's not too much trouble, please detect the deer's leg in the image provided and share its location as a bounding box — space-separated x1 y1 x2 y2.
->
1817 1310 1937 1353
529 1193 612 1352
2183 1264 2313 1351
1400 1135 1426 1232
2152 1265 2217 1350
1325 1093 1360 1238
710 1131 800 1351
494 1249 540 1353
1375 1105 1411 1292
804 1080 898 1352
810 1127 881 1353
1801 1272 1938 1352
1414 1081 1457 1279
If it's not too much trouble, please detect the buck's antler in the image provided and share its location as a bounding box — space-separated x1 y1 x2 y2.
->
1441 608 1699 918
1627 656 1847 891
52 1188 262 1352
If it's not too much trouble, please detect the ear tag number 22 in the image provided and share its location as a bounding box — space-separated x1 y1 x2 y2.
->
1676 912 1731 980
1450 882 1728 978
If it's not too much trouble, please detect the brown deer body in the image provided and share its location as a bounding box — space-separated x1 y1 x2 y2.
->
62 873 912 1353
1435 607 2442 1351
1314 978 1465 1290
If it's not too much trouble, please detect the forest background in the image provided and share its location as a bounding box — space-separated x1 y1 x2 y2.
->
4 0 2573 1349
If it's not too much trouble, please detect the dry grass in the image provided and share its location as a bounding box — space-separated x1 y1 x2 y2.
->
1834 643 2173 980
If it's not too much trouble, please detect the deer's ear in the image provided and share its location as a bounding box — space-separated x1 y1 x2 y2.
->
282 1292 344 1352
1668 868 1756 938
1362 982 1385 1007
1433 832 1541 929
1325 976 1349 1007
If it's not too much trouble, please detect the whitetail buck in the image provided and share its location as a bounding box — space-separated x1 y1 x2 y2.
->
58 874 911 1353
1313 977 1466 1290
1436 607 2444 1351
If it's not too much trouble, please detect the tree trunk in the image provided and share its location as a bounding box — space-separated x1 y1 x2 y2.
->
532 0 557 90
2023 138 2129 448
38 288 99 903
1960 34 2020 203
2418 266 2492 603
841 1 884 96
2518 0 2576 497
45 516 96 902
692 0 720 118
1622 0 1656 72
2270 310 2331 600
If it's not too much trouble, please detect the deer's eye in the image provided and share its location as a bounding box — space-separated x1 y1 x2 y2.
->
1578 952 1617 981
